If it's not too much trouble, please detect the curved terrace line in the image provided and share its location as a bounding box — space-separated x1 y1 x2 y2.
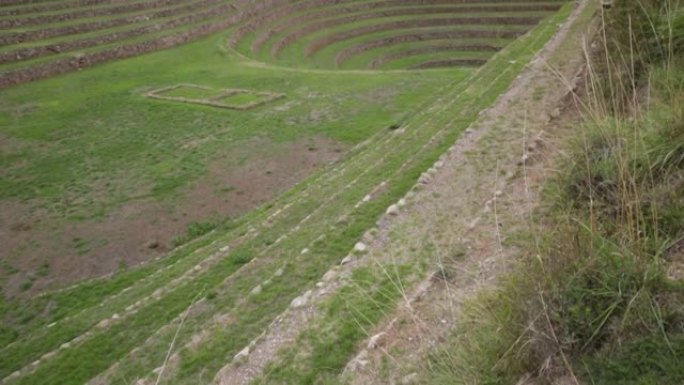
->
365 43 499 69
273 15 540 58
230 0 561 49
0 0 279 88
0 0 189 29
228 0 313 48
410 57 488 69
225 43 421 74
305 19 530 58
334 32 508 66
0 0 135 18
251 0 561 53
0 3 234 65
0 0 222 45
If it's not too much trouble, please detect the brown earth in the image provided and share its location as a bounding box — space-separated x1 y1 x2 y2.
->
0 136 345 297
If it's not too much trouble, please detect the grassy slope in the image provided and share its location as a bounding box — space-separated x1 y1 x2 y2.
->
429 1 684 384
0 20 468 385
246 4 577 384
0 30 445 237
0 19 448 367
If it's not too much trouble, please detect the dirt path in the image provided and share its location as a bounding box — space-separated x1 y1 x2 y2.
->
212 1 595 384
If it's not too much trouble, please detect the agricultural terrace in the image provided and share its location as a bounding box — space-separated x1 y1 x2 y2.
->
0 0 572 384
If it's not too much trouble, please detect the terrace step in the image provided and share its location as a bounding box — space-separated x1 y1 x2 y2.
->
229 0 566 69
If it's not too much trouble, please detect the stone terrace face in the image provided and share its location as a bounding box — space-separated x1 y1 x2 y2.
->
0 0 567 87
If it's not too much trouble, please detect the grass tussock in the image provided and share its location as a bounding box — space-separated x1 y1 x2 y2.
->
429 1 684 384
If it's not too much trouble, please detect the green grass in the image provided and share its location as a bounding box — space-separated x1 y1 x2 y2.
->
580 335 684 385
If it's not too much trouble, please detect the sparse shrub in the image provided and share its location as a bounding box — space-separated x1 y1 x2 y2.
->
172 220 218 247
19 280 34 292
36 263 50 277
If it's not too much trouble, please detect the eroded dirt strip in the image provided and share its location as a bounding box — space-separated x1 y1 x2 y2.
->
216 1 594 383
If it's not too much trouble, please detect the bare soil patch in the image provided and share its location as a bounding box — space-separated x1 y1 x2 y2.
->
0 136 345 297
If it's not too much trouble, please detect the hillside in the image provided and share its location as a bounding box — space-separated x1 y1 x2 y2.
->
1 0 681 384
